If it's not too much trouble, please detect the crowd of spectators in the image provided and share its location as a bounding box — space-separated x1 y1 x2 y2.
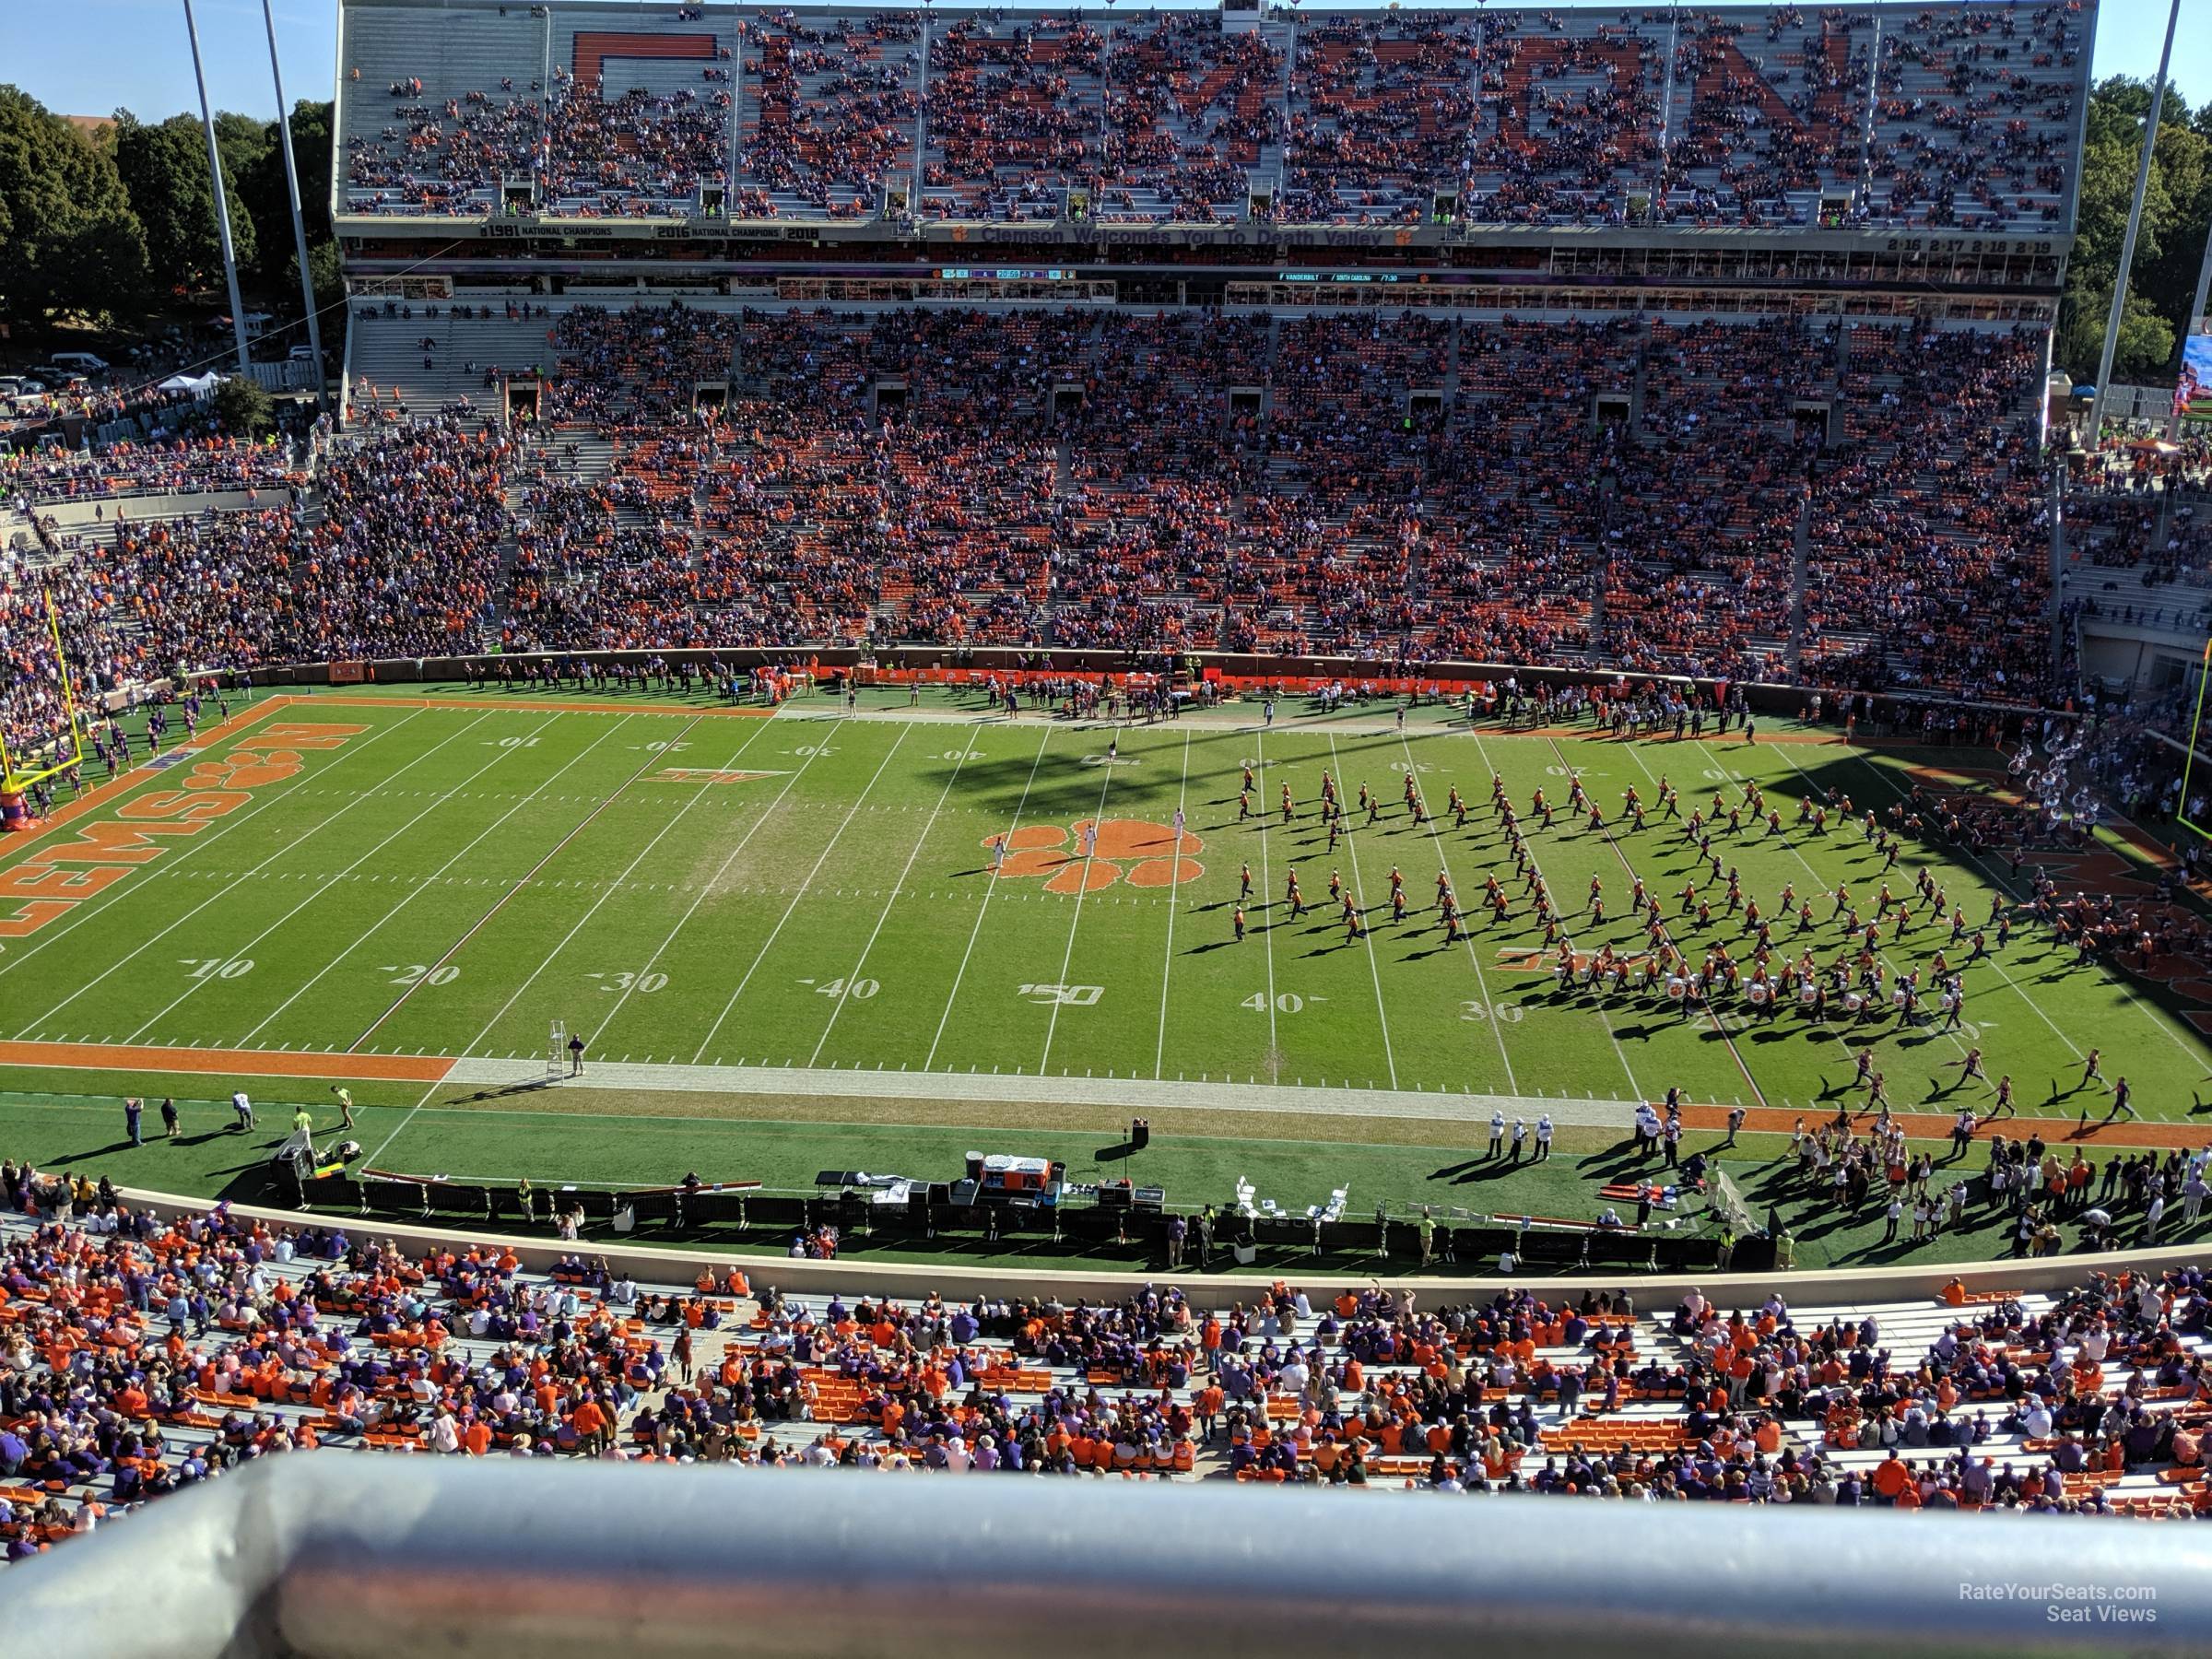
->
0 421 511 765
1857 0 2087 231
1802 324 2055 703
1280 13 1480 225
921 16 1105 222
2 1156 2210 1562
542 82 732 215
2 300 2068 714
0 572 83 775
1806 1268 2212 1516
1098 16 1284 223
327 2 2086 229
3 438 307 509
1600 317 1829 682
342 79 543 216
2062 436 2212 591
540 18 740 215
551 303 2039 685
543 302 739 429
738 12 922 218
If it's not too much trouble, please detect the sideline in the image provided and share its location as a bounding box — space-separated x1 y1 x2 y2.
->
2 1040 2206 1148
0 1039 451 1083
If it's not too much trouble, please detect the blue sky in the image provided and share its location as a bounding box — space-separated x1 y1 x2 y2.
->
2 0 2207 124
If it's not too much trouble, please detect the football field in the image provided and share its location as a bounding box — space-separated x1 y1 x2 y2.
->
2 680 2207 1265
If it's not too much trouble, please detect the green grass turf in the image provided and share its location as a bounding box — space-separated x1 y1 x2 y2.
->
2 681 2207 1269
13 1088 2206 1273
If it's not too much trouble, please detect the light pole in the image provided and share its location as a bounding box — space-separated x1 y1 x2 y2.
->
2087 0 2179 446
263 0 326 408
183 0 253 378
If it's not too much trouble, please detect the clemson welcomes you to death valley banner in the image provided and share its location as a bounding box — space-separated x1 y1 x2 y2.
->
2183 332 2212 418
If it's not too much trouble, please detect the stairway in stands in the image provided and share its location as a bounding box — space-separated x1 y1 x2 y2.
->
1588 470 1617 646
1786 488 1812 676
0 500 41 559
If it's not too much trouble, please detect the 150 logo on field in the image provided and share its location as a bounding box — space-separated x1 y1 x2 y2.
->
1018 983 1102 1006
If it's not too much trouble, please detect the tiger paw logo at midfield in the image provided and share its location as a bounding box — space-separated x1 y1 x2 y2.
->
983 818 1203 894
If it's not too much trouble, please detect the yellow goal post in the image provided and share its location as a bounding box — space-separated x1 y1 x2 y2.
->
0 587 89 796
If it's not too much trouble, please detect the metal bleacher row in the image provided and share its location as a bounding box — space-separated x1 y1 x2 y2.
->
2060 479 2212 665
1794 1288 2212 1519
331 0 2091 230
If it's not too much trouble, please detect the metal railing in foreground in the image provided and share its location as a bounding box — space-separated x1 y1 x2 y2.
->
7 1457 2209 1657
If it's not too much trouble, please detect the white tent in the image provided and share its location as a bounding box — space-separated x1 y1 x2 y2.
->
158 372 221 395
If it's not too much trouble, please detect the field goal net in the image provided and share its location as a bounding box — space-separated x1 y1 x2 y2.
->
0 586 88 817
2178 638 2212 843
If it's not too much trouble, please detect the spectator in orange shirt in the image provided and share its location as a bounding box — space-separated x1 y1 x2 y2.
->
1869 1450 1912 1506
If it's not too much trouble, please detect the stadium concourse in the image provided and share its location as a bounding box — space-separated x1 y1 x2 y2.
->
2 1164 2212 1564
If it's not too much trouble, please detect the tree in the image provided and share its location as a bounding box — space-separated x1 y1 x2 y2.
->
211 375 275 438
112 110 259 296
2104 293 2179 381
2137 123 2212 338
288 240 345 321
238 100 334 298
2059 77 2212 383
0 87 148 327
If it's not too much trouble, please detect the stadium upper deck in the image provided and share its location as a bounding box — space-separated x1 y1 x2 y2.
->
331 0 2093 239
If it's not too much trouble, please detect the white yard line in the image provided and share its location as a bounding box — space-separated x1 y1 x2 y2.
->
1718 738 1971 1065
1325 731 1399 1089
1153 727 1193 1080
235 713 625 1047
0 707 433 984
1555 732 1776 1108
1773 742 2087 1062
924 724 1053 1072
1600 1006 1646 1102
358 712 723 1167
1842 747 2194 1065
118 712 522 1044
1252 730 1281 1058
1620 736 1906 1075
689 720 905 1064
1461 735 1642 1100
575 712 796 1052
1406 729 1518 1093
1037 729 1123 1077
806 724 983 1065
13 709 463 1040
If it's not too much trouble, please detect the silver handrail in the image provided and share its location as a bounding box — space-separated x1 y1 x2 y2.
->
6 1456 2208 1656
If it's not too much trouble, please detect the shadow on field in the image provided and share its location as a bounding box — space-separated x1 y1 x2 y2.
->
1442 1158 1552 1186
451 1077 561 1103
